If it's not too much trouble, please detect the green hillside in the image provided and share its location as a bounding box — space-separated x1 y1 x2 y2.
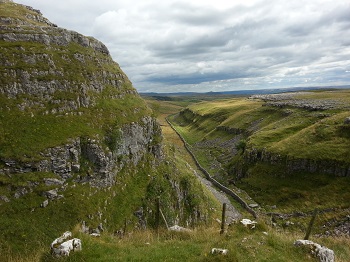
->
169 90 350 235
0 1 218 259
177 91 350 163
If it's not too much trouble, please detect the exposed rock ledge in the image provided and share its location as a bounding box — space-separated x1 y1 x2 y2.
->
245 148 350 177
0 116 163 188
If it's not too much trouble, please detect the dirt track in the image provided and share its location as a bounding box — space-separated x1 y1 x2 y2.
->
188 164 242 224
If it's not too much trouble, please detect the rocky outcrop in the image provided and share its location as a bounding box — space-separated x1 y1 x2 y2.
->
250 93 344 111
0 1 137 115
0 116 162 188
244 148 350 177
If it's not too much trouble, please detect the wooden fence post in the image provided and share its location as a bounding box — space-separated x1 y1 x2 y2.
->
156 196 160 231
123 218 127 236
304 209 318 240
220 203 227 234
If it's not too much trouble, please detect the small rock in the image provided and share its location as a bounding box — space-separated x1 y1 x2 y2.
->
91 228 100 235
43 189 58 199
44 178 64 186
344 117 350 125
284 221 294 227
168 225 191 232
41 199 49 208
0 195 10 203
211 248 228 255
240 219 257 229
80 221 89 234
98 223 104 232
249 204 259 208
71 164 80 172
56 194 64 200
14 187 29 198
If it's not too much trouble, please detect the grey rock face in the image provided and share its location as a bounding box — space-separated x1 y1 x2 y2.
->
0 116 162 189
0 5 136 114
245 148 350 177
116 116 163 164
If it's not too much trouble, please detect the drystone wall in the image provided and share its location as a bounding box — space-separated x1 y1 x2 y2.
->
166 117 258 218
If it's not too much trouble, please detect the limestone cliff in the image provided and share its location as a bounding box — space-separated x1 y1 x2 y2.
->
0 1 162 187
0 5 215 248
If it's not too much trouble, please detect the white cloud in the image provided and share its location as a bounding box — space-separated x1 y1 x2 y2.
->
13 0 350 92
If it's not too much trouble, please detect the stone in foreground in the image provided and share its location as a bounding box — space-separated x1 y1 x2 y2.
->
294 239 334 262
51 231 82 257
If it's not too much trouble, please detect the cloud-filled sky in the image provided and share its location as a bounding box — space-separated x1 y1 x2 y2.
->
16 0 350 93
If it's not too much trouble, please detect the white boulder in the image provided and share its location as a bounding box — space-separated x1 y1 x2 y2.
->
240 219 257 229
211 248 229 255
51 231 82 257
168 225 191 232
294 239 334 262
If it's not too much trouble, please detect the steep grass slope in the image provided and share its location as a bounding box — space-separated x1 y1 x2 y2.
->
0 1 218 258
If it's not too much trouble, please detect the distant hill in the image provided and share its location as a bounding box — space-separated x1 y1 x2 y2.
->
141 85 350 98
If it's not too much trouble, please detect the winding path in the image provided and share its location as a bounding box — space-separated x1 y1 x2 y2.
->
188 164 242 224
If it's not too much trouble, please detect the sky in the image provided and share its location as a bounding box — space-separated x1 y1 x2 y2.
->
15 0 350 93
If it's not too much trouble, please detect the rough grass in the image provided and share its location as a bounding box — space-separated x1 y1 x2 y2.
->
172 90 350 164
14 222 350 261
237 163 350 211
